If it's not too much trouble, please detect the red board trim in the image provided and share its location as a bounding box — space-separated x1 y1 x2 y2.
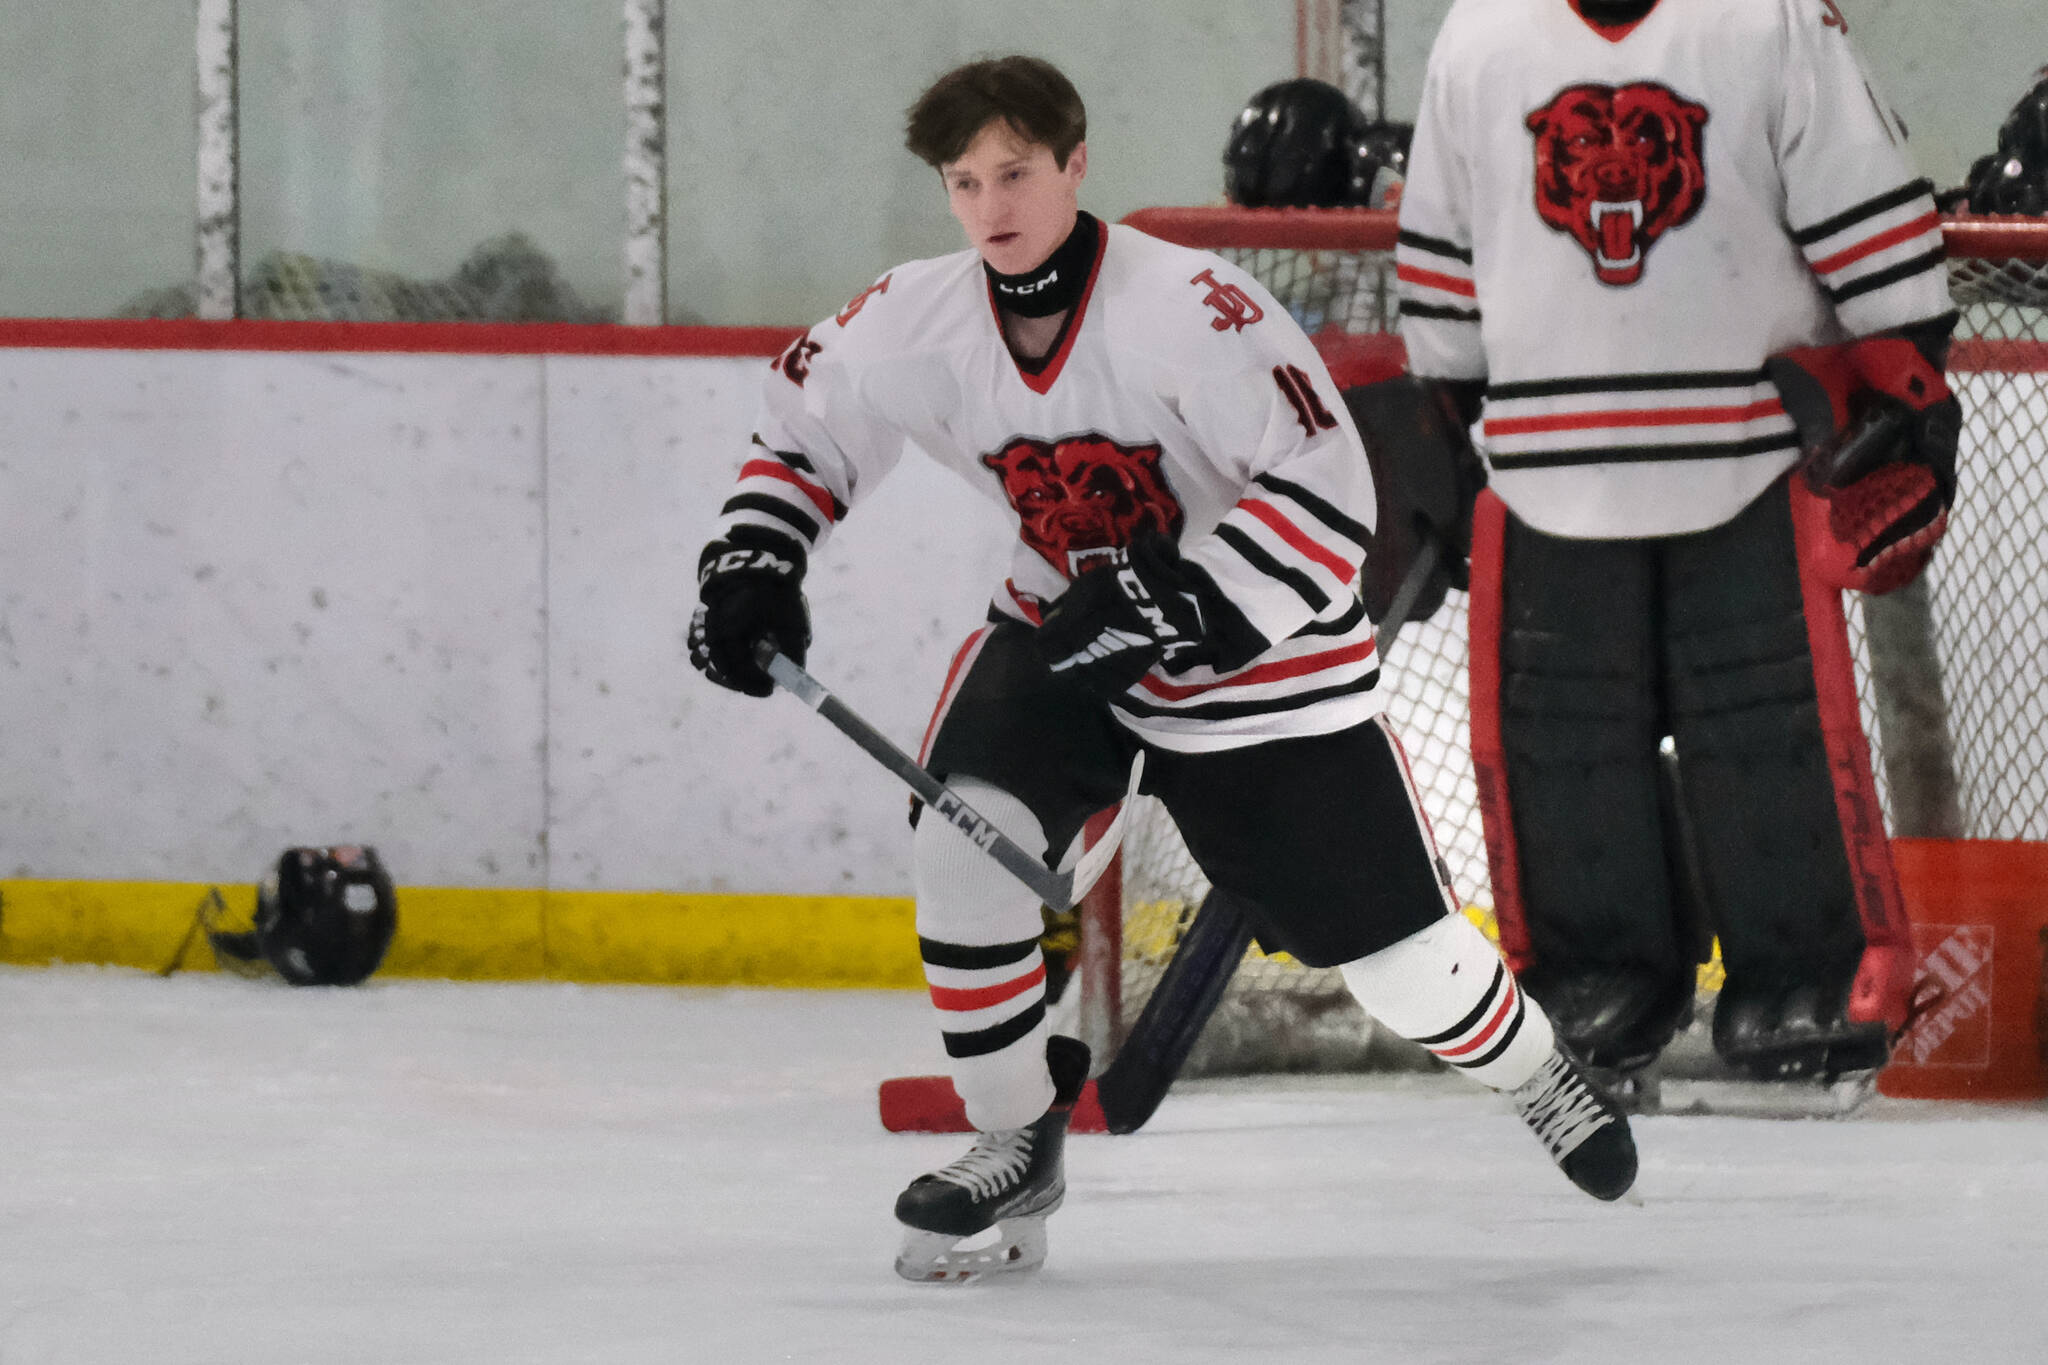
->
0 318 802 357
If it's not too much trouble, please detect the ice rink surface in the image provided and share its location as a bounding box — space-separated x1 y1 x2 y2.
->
3 966 2044 1365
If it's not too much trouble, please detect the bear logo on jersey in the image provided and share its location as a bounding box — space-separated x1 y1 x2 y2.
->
1526 81 1709 286
981 433 1184 577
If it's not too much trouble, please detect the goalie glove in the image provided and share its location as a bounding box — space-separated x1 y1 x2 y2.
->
1344 376 1487 623
1033 531 1259 700
688 528 811 697
1766 329 1961 595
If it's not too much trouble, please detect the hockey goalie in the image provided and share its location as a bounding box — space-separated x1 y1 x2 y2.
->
1391 0 1959 1098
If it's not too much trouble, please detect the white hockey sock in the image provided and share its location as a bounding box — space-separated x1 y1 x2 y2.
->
1339 913 1555 1092
914 778 1055 1132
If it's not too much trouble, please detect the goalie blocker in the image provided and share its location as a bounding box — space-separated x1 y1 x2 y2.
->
1766 324 1962 596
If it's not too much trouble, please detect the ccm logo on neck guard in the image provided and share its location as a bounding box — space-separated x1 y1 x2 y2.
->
998 270 1059 296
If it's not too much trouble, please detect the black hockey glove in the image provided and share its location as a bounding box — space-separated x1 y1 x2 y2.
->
1033 531 1258 700
1343 376 1486 624
1767 326 1960 596
688 528 811 697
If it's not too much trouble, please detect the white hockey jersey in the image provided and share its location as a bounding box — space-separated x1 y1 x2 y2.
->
1396 0 1953 539
712 221 1382 753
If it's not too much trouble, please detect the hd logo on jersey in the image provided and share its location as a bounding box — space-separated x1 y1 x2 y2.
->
1526 81 1709 286
981 433 1184 577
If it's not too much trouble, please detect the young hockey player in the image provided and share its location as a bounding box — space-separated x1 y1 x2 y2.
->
690 55 1637 1283
1394 0 1958 1095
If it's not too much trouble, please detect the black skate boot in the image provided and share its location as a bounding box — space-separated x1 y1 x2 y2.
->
893 1034 1090 1283
1511 1043 1639 1201
1523 964 1695 1077
1713 972 1888 1106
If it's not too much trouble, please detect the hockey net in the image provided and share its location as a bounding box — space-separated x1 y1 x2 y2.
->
1087 206 2048 1078
114 233 607 323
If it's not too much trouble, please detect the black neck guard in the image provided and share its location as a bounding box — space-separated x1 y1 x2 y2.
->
1577 0 1659 26
984 212 1099 318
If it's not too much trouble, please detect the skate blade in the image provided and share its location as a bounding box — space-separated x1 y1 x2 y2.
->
1646 1070 1878 1120
894 1218 1049 1284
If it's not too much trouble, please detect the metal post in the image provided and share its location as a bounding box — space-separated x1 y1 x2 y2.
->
195 0 240 320
623 0 668 326
1339 0 1387 121
1863 578 1966 837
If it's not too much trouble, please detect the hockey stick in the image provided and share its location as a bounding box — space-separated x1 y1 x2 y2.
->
1091 540 1446 1133
1094 887 1256 1132
760 647 1141 911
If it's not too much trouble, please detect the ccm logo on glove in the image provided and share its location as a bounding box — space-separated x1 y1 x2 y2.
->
1044 560 1200 673
1033 534 1223 699
699 545 799 583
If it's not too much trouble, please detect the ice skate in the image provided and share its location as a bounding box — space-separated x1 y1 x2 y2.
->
1713 976 1889 1083
893 1035 1089 1283
1589 1057 1665 1116
1524 964 1695 1079
1512 1043 1638 1201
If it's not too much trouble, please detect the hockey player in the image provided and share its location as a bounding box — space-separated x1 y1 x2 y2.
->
690 55 1636 1282
1394 0 1959 1091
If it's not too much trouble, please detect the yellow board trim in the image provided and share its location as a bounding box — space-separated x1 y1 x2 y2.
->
0 880 924 990
0 880 1725 994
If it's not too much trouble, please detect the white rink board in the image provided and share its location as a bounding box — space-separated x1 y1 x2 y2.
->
2 965 2045 1365
0 347 1007 895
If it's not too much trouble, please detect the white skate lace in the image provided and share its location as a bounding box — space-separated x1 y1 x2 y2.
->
934 1130 1035 1200
1514 1052 1609 1160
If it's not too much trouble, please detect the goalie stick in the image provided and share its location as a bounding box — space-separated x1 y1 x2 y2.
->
759 647 1141 912
1092 538 1446 1134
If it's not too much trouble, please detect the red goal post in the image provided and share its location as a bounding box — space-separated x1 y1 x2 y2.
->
1076 207 2048 1081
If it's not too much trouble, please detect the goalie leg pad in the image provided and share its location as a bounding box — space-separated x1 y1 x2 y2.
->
1340 913 1555 1092
1494 518 1688 984
1662 490 1867 1008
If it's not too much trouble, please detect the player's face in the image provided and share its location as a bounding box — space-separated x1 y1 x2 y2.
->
941 121 1088 276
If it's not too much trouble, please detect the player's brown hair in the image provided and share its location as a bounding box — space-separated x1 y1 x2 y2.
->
904 56 1087 170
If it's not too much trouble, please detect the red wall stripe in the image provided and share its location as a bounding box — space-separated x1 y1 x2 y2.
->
0 317 801 357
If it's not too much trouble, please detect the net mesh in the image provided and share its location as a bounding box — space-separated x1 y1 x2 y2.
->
116 233 607 323
1110 213 2048 1075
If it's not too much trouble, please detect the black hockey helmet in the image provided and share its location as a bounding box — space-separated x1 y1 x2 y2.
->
206 846 398 986
1352 117 1413 207
1966 67 2048 215
1225 79 1404 209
